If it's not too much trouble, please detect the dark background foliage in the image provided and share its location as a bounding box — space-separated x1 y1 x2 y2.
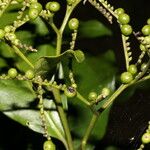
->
0 0 150 150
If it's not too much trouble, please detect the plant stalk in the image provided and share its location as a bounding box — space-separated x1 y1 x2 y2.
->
52 88 74 150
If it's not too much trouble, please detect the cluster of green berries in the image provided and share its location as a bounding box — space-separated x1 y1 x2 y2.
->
120 64 137 84
43 140 56 150
7 68 34 79
88 87 110 101
28 1 43 20
115 8 132 36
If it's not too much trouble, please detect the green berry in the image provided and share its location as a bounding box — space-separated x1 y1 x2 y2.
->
30 2 42 13
115 8 125 15
16 0 24 3
46 1 60 12
128 64 137 75
141 133 150 144
28 8 39 20
118 13 130 25
68 18 79 30
101 88 110 97
140 44 146 51
25 70 34 79
121 24 132 36
141 63 147 72
141 25 150 36
143 36 150 44
88 92 97 101
8 68 18 78
67 0 76 5
0 29 5 39
120 72 133 84
147 18 150 25
43 140 56 150
64 87 76 98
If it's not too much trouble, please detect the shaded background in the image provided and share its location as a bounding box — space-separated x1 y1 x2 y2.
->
0 0 150 150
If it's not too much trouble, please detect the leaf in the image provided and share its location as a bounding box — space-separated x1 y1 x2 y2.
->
0 4 22 28
0 80 67 148
79 20 112 38
35 50 85 78
16 44 55 72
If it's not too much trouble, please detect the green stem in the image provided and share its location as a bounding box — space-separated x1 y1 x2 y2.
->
81 113 99 150
101 84 128 109
76 92 91 106
52 88 74 150
12 45 34 69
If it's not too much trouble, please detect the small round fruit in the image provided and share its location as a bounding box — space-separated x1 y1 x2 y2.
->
147 18 150 25
140 44 146 51
43 140 56 150
128 64 137 75
64 87 76 98
88 92 97 101
46 1 60 12
141 25 150 36
121 24 132 36
141 133 150 144
101 88 110 97
143 36 150 44
25 70 34 79
115 8 125 15
141 63 147 72
0 29 5 39
8 68 18 78
120 72 133 84
67 0 75 5
118 13 130 24
28 8 39 20
68 18 79 30
30 2 42 13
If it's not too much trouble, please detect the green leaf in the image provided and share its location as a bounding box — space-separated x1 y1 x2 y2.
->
0 80 67 148
79 20 112 38
0 4 22 28
35 50 85 78
17 44 55 72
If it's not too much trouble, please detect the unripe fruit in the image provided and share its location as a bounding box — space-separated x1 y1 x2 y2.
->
43 140 56 150
8 68 18 78
141 25 150 36
68 18 79 30
143 36 150 44
141 133 150 144
46 1 60 12
101 87 110 97
30 2 43 13
147 18 150 25
28 8 39 20
64 87 76 98
140 44 146 51
25 70 34 79
118 13 130 25
115 8 125 15
121 24 132 36
88 92 97 101
128 64 137 75
120 72 133 84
